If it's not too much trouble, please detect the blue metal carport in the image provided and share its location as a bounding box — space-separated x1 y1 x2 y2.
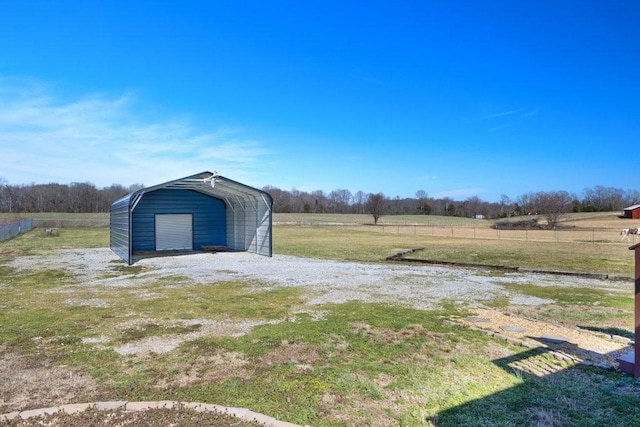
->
110 172 272 264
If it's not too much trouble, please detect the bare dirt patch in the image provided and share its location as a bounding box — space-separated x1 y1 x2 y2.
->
113 318 282 356
0 346 99 413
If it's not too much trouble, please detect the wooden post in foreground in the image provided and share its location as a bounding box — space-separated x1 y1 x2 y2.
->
617 242 640 377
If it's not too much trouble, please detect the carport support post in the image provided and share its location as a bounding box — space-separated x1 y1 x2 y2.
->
617 242 640 377
634 243 640 378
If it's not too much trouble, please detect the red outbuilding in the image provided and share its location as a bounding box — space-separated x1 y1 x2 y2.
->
623 205 640 219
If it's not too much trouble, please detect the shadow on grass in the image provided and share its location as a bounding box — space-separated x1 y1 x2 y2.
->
578 325 634 340
431 337 640 426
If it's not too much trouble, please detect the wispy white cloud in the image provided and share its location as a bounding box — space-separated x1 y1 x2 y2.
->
520 108 540 118
480 107 540 132
490 124 511 132
350 68 384 85
0 78 272 187
482 110 522 120
481 108 540 121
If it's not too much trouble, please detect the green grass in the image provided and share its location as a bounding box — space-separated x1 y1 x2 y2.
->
434 365 640 426
499 283 633 308
0 226 108 257
274 225 634 276
0 212 110 220
273 213 487 226
1 225 640 425
94 303 498 425
497 282 634 332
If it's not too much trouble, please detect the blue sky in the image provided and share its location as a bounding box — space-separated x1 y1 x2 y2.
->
0 1 638 202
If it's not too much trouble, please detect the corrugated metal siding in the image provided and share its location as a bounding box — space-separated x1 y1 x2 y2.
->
225 193 272 256
132 189 226 251
226 200 246 252
255 199 272 256
110 196 131 263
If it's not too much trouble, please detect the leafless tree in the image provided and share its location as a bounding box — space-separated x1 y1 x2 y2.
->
415 190 431 215
499 194 513 218
288 188 306 213
352 191 367 214
582 186 626 211
1 183 19 213
328 189 353 213
460 196 487 218
528 190 575 229
365 192 387 225
310 190 327 213
2 177 637 220
0 177 6 212
625 189 640 206
0 180 131 214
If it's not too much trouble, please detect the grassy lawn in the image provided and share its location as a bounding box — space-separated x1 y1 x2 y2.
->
274 225 634 277
1 221 639 426
273 213 486 226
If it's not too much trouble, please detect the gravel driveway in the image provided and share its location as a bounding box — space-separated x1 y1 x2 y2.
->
11 248 631 311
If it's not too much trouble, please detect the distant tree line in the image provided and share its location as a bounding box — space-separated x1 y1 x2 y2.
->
0 178 142 213
1 176 638 222
262 185 639 219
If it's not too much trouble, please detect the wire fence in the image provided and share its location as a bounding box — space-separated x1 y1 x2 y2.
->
293 223 631 244
32 218 110 228
0 219 34 242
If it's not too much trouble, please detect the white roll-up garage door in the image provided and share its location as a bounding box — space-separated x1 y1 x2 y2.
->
155 214 193 250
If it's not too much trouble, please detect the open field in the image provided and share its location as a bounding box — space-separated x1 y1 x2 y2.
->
273 212 627 227
274 212 640 245
3 211 637 244
0 213 110 228
1 216 640 425
274 227 635 278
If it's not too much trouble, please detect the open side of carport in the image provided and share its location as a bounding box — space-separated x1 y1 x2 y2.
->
109 172 272 264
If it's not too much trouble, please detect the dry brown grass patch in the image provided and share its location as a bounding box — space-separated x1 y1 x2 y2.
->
154 352 252 390
352 322 451 346
527 407 571 427
259 340 323 366
0 346 99 413
505 305 632 331
317 372 410 427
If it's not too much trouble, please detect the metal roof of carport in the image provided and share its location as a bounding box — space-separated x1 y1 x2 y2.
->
110 171 273 264
127 171 273 213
